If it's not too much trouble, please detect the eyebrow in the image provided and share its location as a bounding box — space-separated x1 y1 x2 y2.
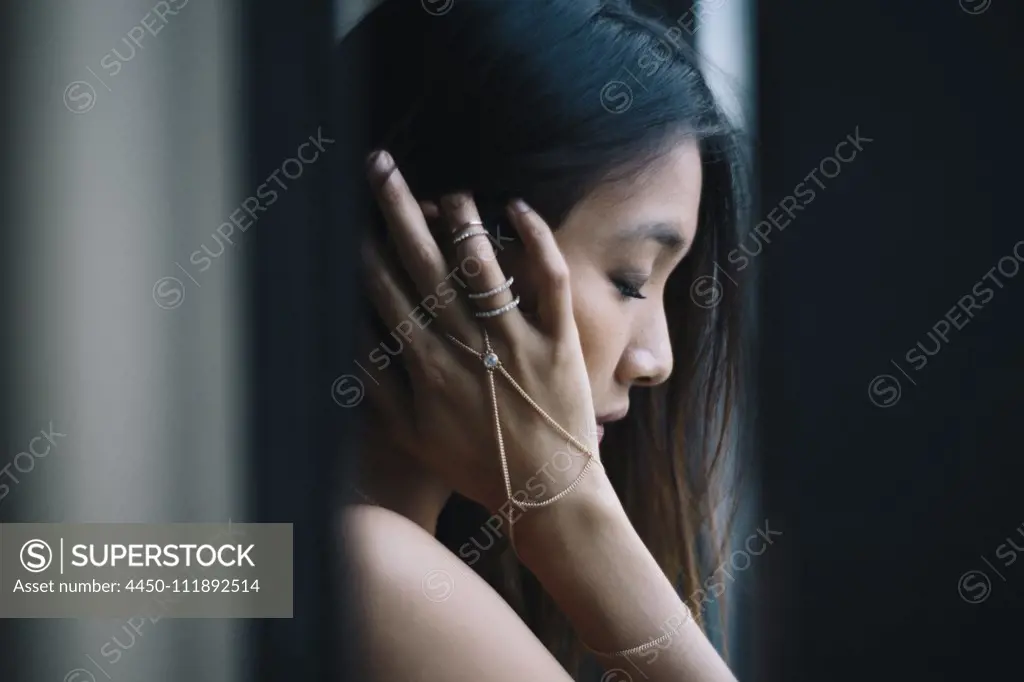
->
618 220 689 251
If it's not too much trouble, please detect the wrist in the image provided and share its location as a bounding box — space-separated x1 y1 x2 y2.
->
510 462 624 567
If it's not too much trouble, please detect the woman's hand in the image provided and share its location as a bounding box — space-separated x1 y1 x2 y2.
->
360 150 599 514
358 152 736 682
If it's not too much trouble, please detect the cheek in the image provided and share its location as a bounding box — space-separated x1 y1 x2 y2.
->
569 271 629 384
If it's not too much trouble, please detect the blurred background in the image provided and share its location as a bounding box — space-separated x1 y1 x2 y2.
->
1 1 1020 681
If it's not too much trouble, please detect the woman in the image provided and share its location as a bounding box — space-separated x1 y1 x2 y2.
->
339 1 748 680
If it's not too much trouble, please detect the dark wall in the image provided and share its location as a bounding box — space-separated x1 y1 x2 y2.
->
246 0 362 679
757 1 1024 680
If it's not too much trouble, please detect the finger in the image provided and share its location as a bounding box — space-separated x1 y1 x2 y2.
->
420 201 440 220
506 199 573 337
361 238 439 363
362 353 415 448
354 315 413 419
367 151 470 337
441 193 528 340
355 331 406 421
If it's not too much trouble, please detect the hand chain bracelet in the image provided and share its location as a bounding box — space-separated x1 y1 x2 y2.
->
444 328 601 552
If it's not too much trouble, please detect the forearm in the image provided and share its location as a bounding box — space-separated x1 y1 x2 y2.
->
513 465 737 682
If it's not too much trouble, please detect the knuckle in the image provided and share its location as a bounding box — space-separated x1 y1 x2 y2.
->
416 354 450 390
414 241 437 266
508 339 532 372
550 336 577 365
470 238 494 261
545 261 571 288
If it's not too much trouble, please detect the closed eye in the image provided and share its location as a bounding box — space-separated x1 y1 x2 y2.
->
611 275 648 300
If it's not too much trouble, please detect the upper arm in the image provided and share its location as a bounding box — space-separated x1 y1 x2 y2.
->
340 505 574 682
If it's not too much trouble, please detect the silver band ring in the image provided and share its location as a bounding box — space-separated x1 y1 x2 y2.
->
452 228 489 245
451 219 484 235
467 276 515 299
474 295 521 318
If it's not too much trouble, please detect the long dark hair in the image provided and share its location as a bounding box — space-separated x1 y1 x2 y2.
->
337 0 748 676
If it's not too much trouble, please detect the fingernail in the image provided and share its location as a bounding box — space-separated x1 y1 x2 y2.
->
366 150 393 175
510 199 531 214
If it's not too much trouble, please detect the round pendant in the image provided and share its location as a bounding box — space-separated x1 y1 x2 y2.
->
483 352 500 369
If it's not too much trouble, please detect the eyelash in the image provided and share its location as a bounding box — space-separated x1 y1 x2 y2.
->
612 276 648 300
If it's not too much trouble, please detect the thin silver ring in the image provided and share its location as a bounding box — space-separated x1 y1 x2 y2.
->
452 228 489 245
474 295 520 318
467 276 515 299
451 219 484 235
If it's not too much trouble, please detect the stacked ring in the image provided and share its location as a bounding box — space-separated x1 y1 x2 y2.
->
452 227 490 245
467 276 515 300
474 295 521 318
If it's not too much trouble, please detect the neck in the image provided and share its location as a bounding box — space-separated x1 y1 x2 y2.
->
354 437 451 535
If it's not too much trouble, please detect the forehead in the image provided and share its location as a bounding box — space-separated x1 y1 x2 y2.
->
559 139 703 246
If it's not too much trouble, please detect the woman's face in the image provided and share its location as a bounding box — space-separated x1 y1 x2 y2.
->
501 140 702 441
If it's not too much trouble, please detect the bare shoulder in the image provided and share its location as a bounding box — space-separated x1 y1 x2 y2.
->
340 503 461 586
337 504 572 682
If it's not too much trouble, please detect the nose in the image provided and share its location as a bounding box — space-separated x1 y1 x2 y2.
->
616 315 673 388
